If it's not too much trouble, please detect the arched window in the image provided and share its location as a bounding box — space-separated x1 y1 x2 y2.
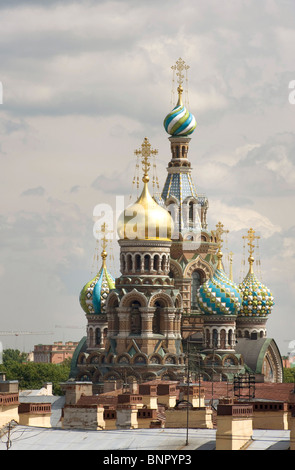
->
127 254 133 272
121 254 126 273
153 255 160 272
213 329 218 349
189 201 194 225
228 329 233 348
103 328 108 346
130 301 141 334
153 301 162 334
144 254 150 272
135 254 141 272
96 328 101 346
88 328 94 348
191 271 202 309
206 329 210 348
220 329 226 349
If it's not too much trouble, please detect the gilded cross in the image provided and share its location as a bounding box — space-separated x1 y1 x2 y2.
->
171 57 190 87
96 222 113 264
215 221 229 250
242 228 260 257
134 137 158 183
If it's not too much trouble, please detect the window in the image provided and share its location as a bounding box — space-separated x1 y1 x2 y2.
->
96 328 101 346
144 255 150 271
130 301 142 334
191 271 202 308
153 301 162 334
135 254 141 272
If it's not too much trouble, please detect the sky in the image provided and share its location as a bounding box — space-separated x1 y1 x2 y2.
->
0 0 294 357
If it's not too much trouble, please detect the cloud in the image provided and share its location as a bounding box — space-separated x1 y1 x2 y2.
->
0 0 295 353
207 198 281 239
21 186 45 197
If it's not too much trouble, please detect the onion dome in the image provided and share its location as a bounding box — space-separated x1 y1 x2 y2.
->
196 251 242 316
164 85 196 137
239 256 274 317
117 140 174 241
79 251 115 315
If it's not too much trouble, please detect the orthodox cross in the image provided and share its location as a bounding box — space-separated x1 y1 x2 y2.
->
134 137 158 183
96 222 113 265
242 228 260 273
215 221 229 251
171 57 190 88
242 228 260 258
171 57 190 105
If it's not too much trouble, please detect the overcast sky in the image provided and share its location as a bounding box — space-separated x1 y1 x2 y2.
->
0 0 294 356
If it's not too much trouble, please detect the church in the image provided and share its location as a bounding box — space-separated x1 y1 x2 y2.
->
70 59 283 389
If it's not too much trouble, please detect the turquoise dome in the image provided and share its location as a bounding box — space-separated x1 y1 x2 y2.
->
239 270 274 317
79 258 115 315
197 260 242 316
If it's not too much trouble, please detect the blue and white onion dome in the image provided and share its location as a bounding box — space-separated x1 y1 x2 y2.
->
239 256 274 317
163 85 197 137
196 251 242 315
79 250 115 315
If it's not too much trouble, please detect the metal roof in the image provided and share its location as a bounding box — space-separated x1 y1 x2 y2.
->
0 426 290 451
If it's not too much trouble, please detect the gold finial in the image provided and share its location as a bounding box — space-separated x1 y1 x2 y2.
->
171 57 189 106
215 221 229 270
229 251 234 281
96 222 113 267
242 228 260 274
134 137 158 184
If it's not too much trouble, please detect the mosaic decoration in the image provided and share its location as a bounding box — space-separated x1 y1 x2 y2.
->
197 268 242 316
239 227 274 317
161 172 198 203
239 272 274 317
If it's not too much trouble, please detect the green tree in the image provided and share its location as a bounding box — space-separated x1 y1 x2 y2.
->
2 360 70 395
283 367 295 383
3 349 28 365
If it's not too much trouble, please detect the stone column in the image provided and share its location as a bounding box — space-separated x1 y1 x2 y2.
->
139 307 156 355
163 308 176 338
139 307 156 338
117 307 130 338
174 311 182 339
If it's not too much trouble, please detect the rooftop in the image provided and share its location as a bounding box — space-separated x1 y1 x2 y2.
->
0 426 290 451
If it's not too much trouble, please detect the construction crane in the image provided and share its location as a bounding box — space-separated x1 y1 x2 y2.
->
55 325 84 329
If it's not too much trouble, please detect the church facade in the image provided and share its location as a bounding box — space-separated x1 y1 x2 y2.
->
71 59 283 387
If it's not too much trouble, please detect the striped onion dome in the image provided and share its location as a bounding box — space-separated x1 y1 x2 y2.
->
239 257 274 317
79 252 115 315
163 86 196 137
196 252 242 316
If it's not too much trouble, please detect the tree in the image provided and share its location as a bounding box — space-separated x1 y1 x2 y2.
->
3 349 27 365
283 367 295 384
2 359 70 395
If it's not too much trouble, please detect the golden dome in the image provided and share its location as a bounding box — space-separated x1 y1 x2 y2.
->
117 181 173 241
